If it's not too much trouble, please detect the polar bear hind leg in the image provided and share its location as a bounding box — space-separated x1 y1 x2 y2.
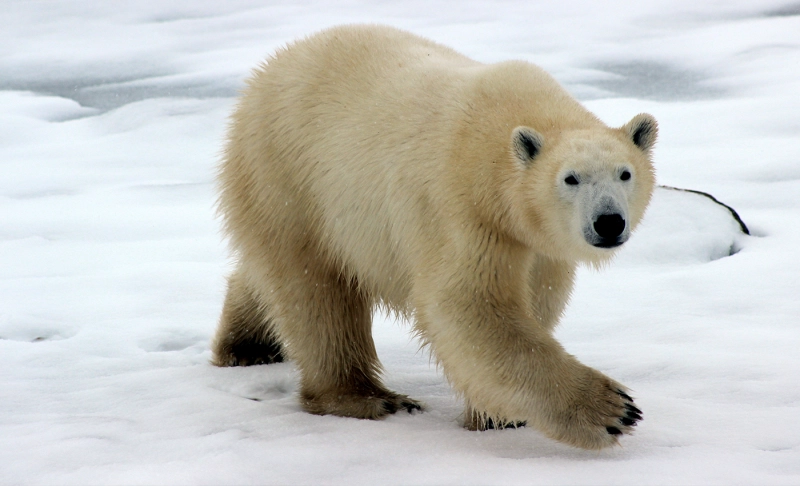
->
216 250 422 419
211 269 284 367
283 264 423 419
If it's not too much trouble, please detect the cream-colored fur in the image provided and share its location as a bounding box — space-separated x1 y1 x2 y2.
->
211 25 656 450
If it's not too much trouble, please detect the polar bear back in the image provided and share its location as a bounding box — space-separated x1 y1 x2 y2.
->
221 25 598 305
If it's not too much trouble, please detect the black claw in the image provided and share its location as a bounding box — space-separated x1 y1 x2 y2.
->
626 410 642 421
625 403 643 415
607 426 622 435
402 401 421 413
620 417 636 427
617 390 634 402
382 400 398 414
477 416 525 430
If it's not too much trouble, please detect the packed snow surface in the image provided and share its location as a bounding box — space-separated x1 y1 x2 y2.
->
1 1 799 484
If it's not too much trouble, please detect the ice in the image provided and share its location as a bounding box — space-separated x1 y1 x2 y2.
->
615 186 748 266
2 1 799 484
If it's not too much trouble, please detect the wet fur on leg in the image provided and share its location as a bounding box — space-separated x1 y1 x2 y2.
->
212 271 284 367
466 407 527 431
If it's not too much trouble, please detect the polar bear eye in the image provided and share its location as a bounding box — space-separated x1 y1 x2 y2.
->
620 170 631 181
564 175 579 186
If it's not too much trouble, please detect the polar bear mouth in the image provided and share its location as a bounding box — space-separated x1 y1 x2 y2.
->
585 213 628 249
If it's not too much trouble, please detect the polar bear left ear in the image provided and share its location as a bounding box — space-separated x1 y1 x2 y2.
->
512 126 544 166
623 113 658 152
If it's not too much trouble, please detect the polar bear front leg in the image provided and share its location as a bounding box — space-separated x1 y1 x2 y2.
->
417 284 641 450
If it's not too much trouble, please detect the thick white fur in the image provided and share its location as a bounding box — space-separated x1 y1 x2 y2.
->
212 25 656 450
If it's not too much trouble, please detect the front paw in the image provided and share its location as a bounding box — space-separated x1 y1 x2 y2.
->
548 368 643 450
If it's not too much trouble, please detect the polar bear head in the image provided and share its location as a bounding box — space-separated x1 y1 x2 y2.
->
509 114 657 263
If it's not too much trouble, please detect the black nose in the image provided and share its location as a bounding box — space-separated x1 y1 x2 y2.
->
593 213 626 239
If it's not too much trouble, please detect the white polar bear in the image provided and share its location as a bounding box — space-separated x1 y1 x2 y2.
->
211 24 657 450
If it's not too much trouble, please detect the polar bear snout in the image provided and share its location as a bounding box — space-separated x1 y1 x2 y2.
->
583 213 630 249
591 213 627 248
572 184 632 250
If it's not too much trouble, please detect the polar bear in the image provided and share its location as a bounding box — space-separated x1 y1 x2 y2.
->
211 25 657 450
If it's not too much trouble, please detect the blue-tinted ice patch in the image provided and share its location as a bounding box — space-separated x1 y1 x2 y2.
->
0 91 98 122
0 70 239 113
570 62 726 102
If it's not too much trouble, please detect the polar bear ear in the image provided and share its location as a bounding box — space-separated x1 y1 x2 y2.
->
623 113 658 152
512 126 544 166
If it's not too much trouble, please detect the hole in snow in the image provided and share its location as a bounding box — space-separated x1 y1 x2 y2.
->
138 331 207 353
0 315 76 342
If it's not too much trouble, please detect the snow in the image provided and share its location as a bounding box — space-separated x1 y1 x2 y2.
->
1 1 799 484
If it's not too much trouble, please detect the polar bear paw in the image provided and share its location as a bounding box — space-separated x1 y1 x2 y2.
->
551 368 643 450
301 389 422 420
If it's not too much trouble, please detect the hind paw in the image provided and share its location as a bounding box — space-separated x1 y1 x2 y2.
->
302 389 423 419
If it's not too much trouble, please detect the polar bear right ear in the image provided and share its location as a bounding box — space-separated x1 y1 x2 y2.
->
512 126 544 166
623 113 658 152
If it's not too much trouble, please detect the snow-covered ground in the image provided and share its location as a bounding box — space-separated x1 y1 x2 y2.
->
1 1 799 484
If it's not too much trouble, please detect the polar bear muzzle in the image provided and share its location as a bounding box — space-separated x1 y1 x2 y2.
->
581 190 631 249
570 174 632 250
590 213 627 248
